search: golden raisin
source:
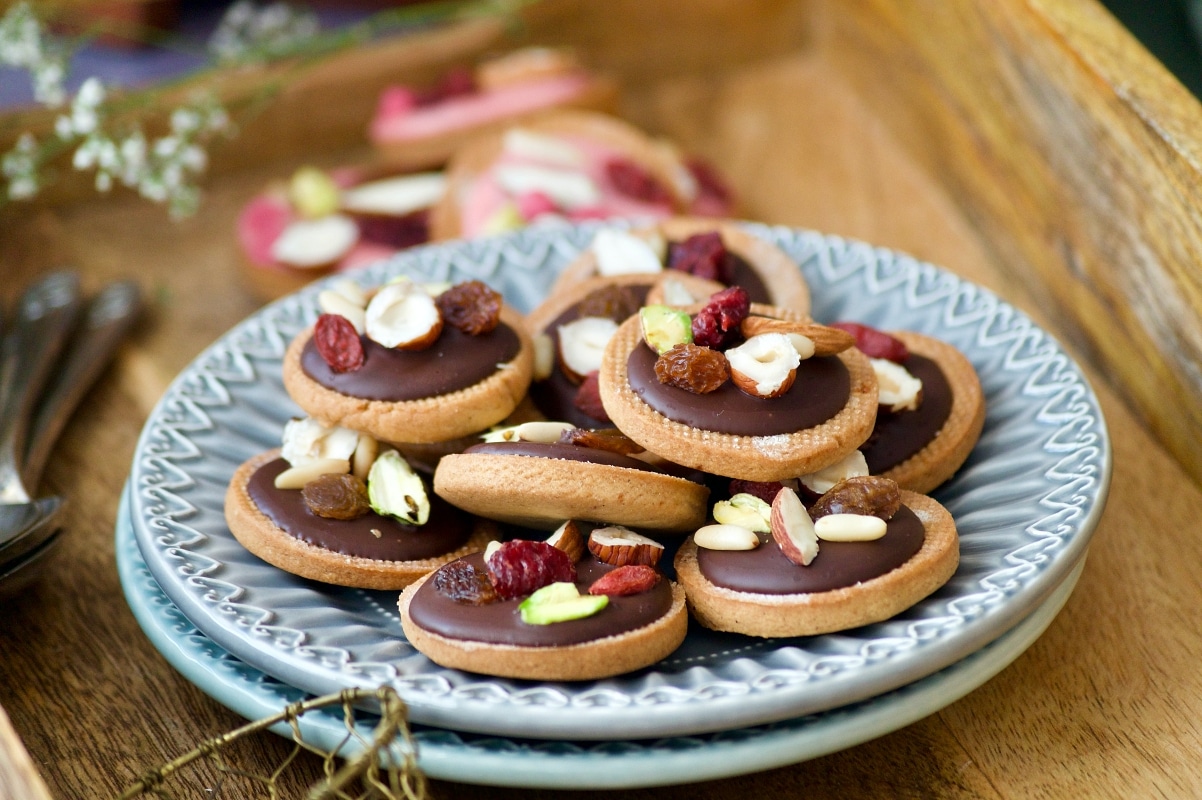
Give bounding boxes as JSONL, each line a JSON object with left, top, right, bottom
{"left": 301, "top": 473, "right": 371, "bottom": 520}
{"left": 654, "top": 343, "right": 729, "bottom": 394}
{"left": 809, "top": 476, "right": 901, "bottom": 521}
{"left": 437, "top": 280, "right": 502, "bottom": 335}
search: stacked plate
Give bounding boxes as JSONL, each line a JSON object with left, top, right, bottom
{"left": 119, "top": 223, "right": 1110, "bottom": 789}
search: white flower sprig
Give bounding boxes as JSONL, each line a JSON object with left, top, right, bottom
{"left": 0, "top": 1, "right": 67, "bottom": 106}
{"left": 208, "top": 0, "right": 321, "bottom": 65}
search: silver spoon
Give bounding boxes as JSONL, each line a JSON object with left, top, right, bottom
{"left": 0, "top": 271, "right": 83, "bottom": 553}
{"left": 0, "top": 279, "right": 140, "bottom": 570}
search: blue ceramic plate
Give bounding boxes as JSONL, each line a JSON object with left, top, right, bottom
{"left": 117, "top": 486, "right": 1085, "bottom": 789}
{"left": 128, "top": 222, "right": 1110, "bottom": 739}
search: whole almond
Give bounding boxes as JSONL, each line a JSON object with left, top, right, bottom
{"left": 770, "top": 487, "right": 820, "bottom": 566}
{"left": 739, "top": 317, "right": 855, "bottom": 356}
{"left": 546, "top": 520, "right": 587, "bottom": 563}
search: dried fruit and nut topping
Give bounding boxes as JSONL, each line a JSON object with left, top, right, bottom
{"left": 712, "top": 493, "right": 772, "bottom": 532}
{"left": 520, "top": 582, "right": 608, "bottom": 625}
{"left": 573, "top": 370, "right": 611, "bottom": 422}
{"left": 318, "top": 289, "right": 366, "bottom": 335}
{"left": 831, "top": 321, "right": 909, "bottom": 362}
{"left": 587, "top": 526, "right": 664, "bottom": 567}
{"left": 667, "top": 231, "right": 734, "bottom": 284}
{"left": 314, "top": 313, "right": 366, "bottom": 373}
{"left": 639, "top": 305, "right": 693, "bottom": 354}
{"left": 808, "top": 475, "right": 902, "bottom": 521}
{"left": 364, "top": 281, "right": 442, "bottom": 350}
{"left": 798, "top": 451, "right": 870, "bottom": 496}
{"left": 436, "top": 280, "right": 502, "bottom": 335}
{"left": 558, "top": 316, "right": 619, "bottom": 382}
{"left": 872, "top": 358, "right": 923, "bottom": 412}
{"left": 588, "top": 565, "right": 661, "bottom": 597}
{"left": 725, "top": 333, "right": 801, "bottom": 398}
{"left": 433, "top": 560, "right": 500, "bottom": 605}
{"left": 654, "top": 343, "right": 729, "bottom": 394}
{"left": 559, "top": 427, "right": 645, "bottom": 456}
{"left": 281, "top": 417, "right": 360, "bottom": 467}
{"left": 605, "top": 158, "right": 673, "bottom": 205}
{"left": 771, "top": 486, "right": 820, "bottom": 566}
{"left": 546, "top": 520, "right": 586, "bottom": 563}
{"left": 301, "top": 473, "right": 371, "bottom": 520}
{"left": 694, "top": 523, "right": 760, "bottom": 551}
{"left": 591, "top": 229, "right": 665, "bottom": 277}
{"left": 814, "top": 513, "right": 888, "bottom": 542}
{"left": 367, "top": 450, "right": 430, "bottom": 525}
{"left": 576, "top": 284, "right": 641, "bottom": 323}
{"left": 729, "top": 479, "right": 790, "bottom": 506}
{"left": 692, "top": 286, "right": 750, "bottom": 349}
{"left": 485, "top": 539, "right": 577, "bottom": 600}
{"left": 739, "top": 318, "right": 855, "bottom": 357}
{"left": 482, "top": 420, "right": 576, "bottom": 444}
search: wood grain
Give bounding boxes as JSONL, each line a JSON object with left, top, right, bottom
{"left": 1, "top": 0, "right": 1199, "bottom": 796}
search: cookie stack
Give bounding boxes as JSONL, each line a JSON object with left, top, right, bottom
{"left": 224, "top": 216, "right": 985, "bottom": 682}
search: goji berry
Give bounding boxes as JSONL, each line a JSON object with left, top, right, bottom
{"left": 588, "top": 565, "right": 660, "bottom": 596}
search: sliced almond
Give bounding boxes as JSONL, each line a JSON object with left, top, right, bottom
{"left": 532, "top": 332, "right": 555, "bottom": 380}
{"left": 739, "top": 318, "right": 855, "bottom": 356}
{"left": 514, "top": 420, "right": 576, "bottom": 443}
{"left": 364, "top": 281, "right": 442, "bottom": 350}
{"left": 814, "top": 513, "right": 889, "bottom": 542}
{"left": 546, "top": 520, "right": 587, "bottom": 563}
{"left": 770, "top": 487, "right": 819, "bottom": 566}
{"left": 557, "top": 316, "right": 619, "bottom": 382}
{"left": 587, "top": 526, "right": 664, "bottom": 567}
{"left": 484, "top": 539, "right": 503, "bottom": 563}
{"left": 725, "top": 333, "right": 800, "bottom": 399}
{"left": 350, "top": 433, "right": 378, "bottom": 481}
{"left": 280, "top": 417, "right": 360, "bottom": 466}
{"left": 693, "top": 524, "right": 761, "bottom": 551}
{"left": 271, "top": 215, "right": 359, "bottom": 269}
{"left": 318, "top": 289, "right": 367, "bottom": 335}
{"left": 274, "top": 458, "right": 351, "bottom": 489}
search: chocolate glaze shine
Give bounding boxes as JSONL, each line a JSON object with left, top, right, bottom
{"left": 408, "top": 552, "right": 675, "bottom": 647}
{"left": 247, "top": 458, "right": 471, "bottom": 560}
{"left": 861, "top": 355, "right": 954, "bottom": 474}
{"left": 464, "top": 441, "right": 666, "bottom": 473}
{"left": 301, "top": 322, "right": 521, "bottom": 401}
{"left": 627, "top": 345, "right": 851, "bottom": 436}
{"left": 697, "top": 505, "right": 926, "bottom": 594}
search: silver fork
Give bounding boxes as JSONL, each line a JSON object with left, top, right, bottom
{"left": 0, "top": 272, "right": 82, "bottom": 552}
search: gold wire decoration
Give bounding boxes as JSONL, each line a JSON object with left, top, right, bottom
{"left": 115, "top": 686, "right": 426, "bottom": 800}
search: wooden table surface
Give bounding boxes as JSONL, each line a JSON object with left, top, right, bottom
{"left": 2, "top": 30, "right": 1201, "bottom": 800}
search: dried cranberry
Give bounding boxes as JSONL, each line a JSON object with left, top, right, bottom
{"left": 573, "top": 371, "right": 611, "bottom": 423}
{"left": 433, "top": 560, "right": 500, "bottom": 605}
{"left": 667, "top": 232, "right": 734, "bottom": 284}
{"left": 314, "top": 313, "right": 365, "bottom": 373}
{"left": 605, "top": 158, "right": 673, "bottom": 205}
{"left": 830, "top": 321, "right": 909, "bottom": 362}
{"left": 691, "top": 286, "right": 750, "bottom": 349}
{"left": 437, "top": 280, "right": 502, "bottom": 335}
{"left": 485, "top": 540, "right": 576, "bottom": 600}
{"left": 356, "top": 209, "right": 430, "bottom": 250}
{"left": 728, "top": 479, "right": 786, "bottom": 505}
{"left": 588, "top": 565, "right": 660, "bottom": 597}
{"left": 655, "top": 343, "right": 729, "bottom": 394}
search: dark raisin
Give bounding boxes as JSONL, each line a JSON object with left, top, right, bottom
{"left": 573, "top": 371, "right": 611, "bottom": 423}
{"left": 560, "top": 427, "right": 645, "bottom": 456}
{"left": 485, "top": 540, "right": 577, "bottom": 600}
{"left": 655, "top": 343, "right": 729, "bottom": 394}
{"left": 830, "top": 322, "right": 909, "bottom": 362}
{"left": 691, "top": 286, "right": 750, "bottom": 349}
{"left": 728, "top": 479, "right": 786, "bottom": 505}
{"left": 575, "top": 284, "right": 640, "bottom": 323}
{"left": 433, "top": 560, "right": 500, "bottom": 605}
{"left": 437, "top": 280, "right": 502, "bottom": 335}
{"left": 667, "top": 231, "right": 734, "bottom": 284}
{"left": 605, "top": 158, "right": 673, "bottom": 205}
{"left": 314, "top": 313, "right": 365, "bottom": 373}
{"left": 301, "top": 473, "right": 370, "bottom": 520}
{"left": 809, "top": 476, "right": 902, "bottom": 521}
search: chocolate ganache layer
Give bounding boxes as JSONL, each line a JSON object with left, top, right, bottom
{"left": 301, "top": 322, "right": 521, "bottom": 401}
{"left": 464, "top": 441, "right": 665, "bottom": 473}
{"left": 408, "top": 552, "right": 674, "bottom": 646}
{"left": 697, "top": 505, "right": 926, "bottom": 594}
{"left": 627, "top": 345, "right": 851, "bottom": 436}
{"left": 860, "top": 354, "right": 953, "bottom": 474}
{"left": 247, "top": 458, "right": 471, "bottom": 560}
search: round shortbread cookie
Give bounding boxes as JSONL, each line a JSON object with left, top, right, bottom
{"left": 599, "top": 303, "right": 878, "bottom": 481}
{"left": 282, "top": 304, "right": 533, "bottom": 444}
{"left": 429, "top": 109, "right": 692, "bottom": 240}
{"left": 553, "top": 217, "right": 811, "bottom": 314}
{"left": 433, "top": 449, "right": 709, "bottom": 532}
{"left": 398, "top": 575, "right": 688, "bottom": 681}
{"left": 225, "top": 450, "right": 497, "bottom": 589}
{"left": 674, "top": 491, "right": 958, "bottom": 637}
{"left": 874, "top": 331, "right": 986, "bottom": 494}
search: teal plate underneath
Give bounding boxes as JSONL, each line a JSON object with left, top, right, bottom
{"left": 117, "top": 486, "right": 1085, "bottom": 790}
